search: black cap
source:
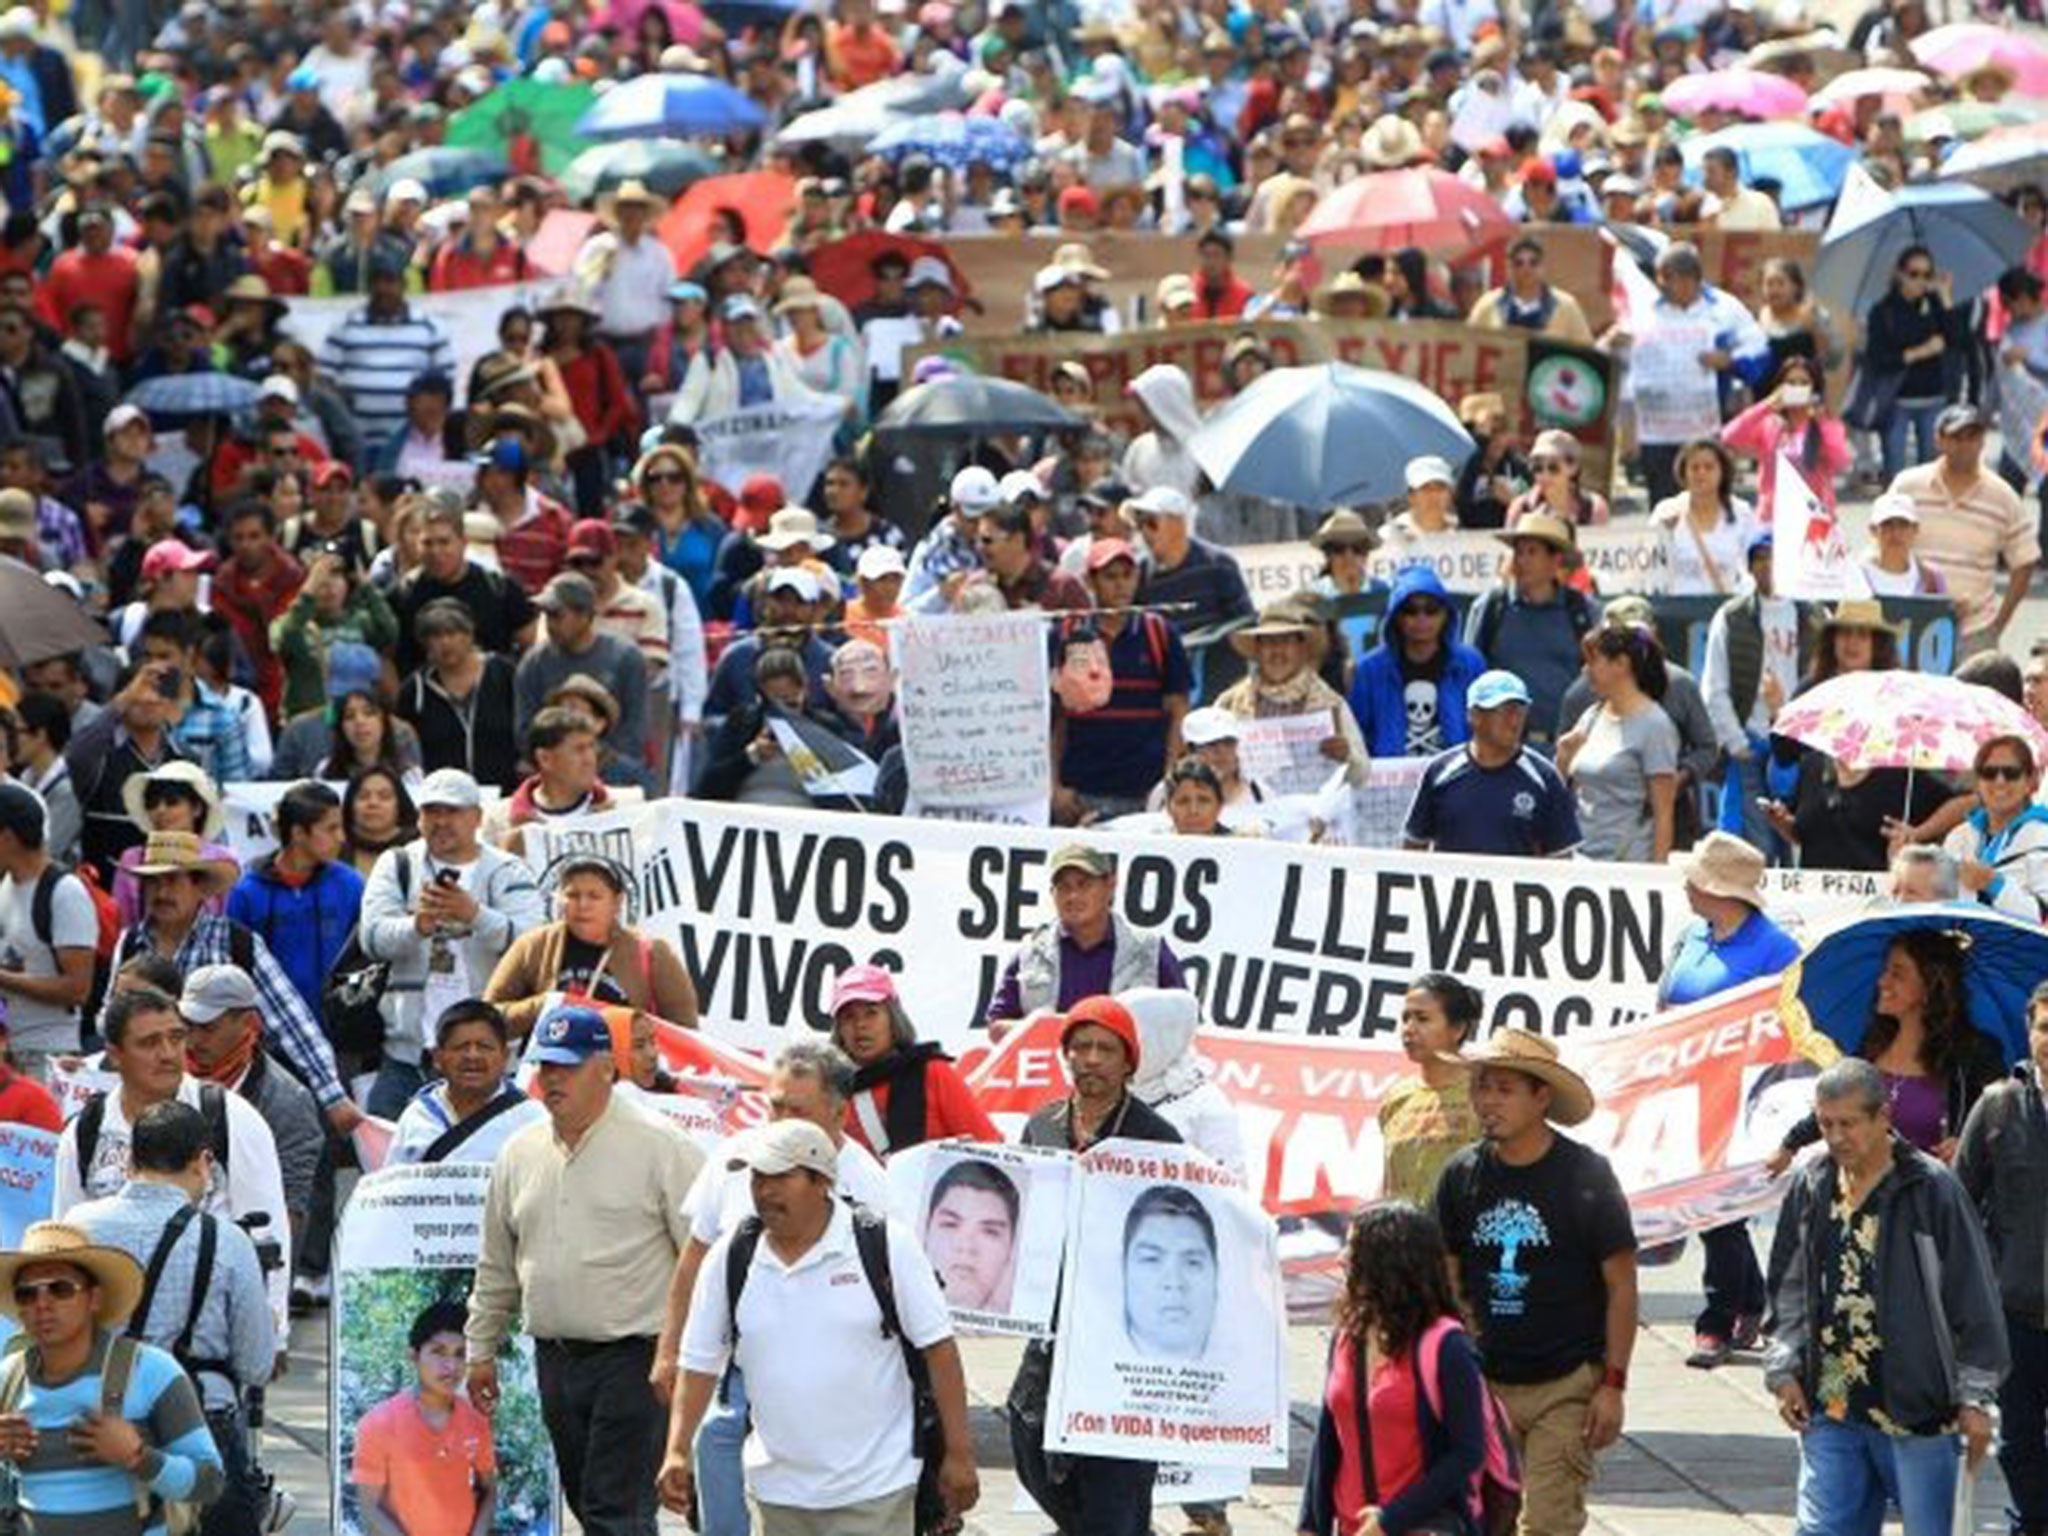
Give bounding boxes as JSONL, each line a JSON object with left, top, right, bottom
{"left": 611, "top": 502, "right": 658, "bottom": 537}
{"left": 0, "top": 782, "right": 44, "bottom": 845}
{"left": 1078, "top": 476, "right": 1131, "bottom": 510}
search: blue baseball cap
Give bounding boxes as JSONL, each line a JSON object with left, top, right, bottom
{"left": 529, "top": 1005, "right": 611, "bottom": 1066}
{"left": 1469, "top": 670, "right": 1532, "bottom": 711}
{"left": 474, "top": 436, "right": 527, "bottom": 474}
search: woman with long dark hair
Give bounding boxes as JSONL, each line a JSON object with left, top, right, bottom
{"left": 342, "top": 764, "right": 418, "bottom": 877}
{"left": 1559, "top": 622, "right": 1679, "bottom": 862}
{"left": 1769, "top": 929, "right": 2004, "bottom": 1171}
{"left": 320, "top": 689, "right": 420, "bottom": 781}
{"left": 1650, "top": 438, "right": 1756, "bottom": 597}
{"left": 1721, "top": 355, "right": 1851, "bottom": 530}
{"left": 1299, "top": 1202, "right": 1487, "bottom": 1536}
{"left": 1863, "top": 243, "right": 1964, "bottom": 479}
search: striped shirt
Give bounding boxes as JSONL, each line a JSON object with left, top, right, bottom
{"left": 1888, "top": 462, "right": 2039, "bottom": 636}
{"left": 168, "top": 680, "right": 251, "bottom": 786}
{"left": 317, "top": 305, "right": 455, "bottom": 454}
{"left": 10, "top": 1332, "right": 224, "bottom": 1535}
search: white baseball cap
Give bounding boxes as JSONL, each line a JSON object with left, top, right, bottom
{"left": 949, "top": 465, "right": 1001, "bottom": 513}
{"left": 998, "top": 468, "right": 1046, "bottom": 505}
{"left": 856, "top": 545, "right": 907, "bottom": 581}
{"left": 1405, "top": 455, "right": 1455, "bottom": 490}
{"left": 1182, "top": 706, "right": 1242, "bottom": 747}
{"left": 765, "top": 567, "right": 823, "bottom": 603}
{"left": 386, "top": 177, "right": 429, "bottom": 206}
{"left": 258, "top": 374, "right": 299, "bottom": 405}
{"left": 1870, "top": 492, "right": 1919, "bottom": 526}
{"left": 1129, "top": 485, "right": 1194, "bottom": 520}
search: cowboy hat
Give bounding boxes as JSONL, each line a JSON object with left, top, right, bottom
{"left": 1672, "top": 830, "right": 1771, "bottom": 909}
{"left": 1439, "top": 1029, "right": 1595, "bottom": 1126}
{"left": 1495, "top": 511, "right": 1575, "bottom": 553}
{"left": 1818, "top": 598, "right": 1901, "bottom": 636}
{"left": 0, "top": 1223, "right": 144, "bottom": 1328}
{"left": 1310, "top": 508, "right": 1375, "bottom": 552}
{"left": 219, "top": 273, "right": 287, "bottom": 324}
{"left": 535, "top": 286, "right": 601, "bottom": 323}
{"left": 1229, "top": 599, "right": 1330, "bottom": 661}
{"left": 130, "top": 829, "right": 239, "bottom": 892}
{"left": 772, "top": 276, "right": 826, "bottom": 316}
{"left": 121, "top": 760, "right": 226, "bottom": 840}
{"left": 471, "top": 354, "right": 540, "bottom": 403}
{"left": 608, "top": 177, "right": 661, "bottom": 211}
{"left": 1360, "top": 113, "right": 1427, "bottom": 169}
{"left": 465, "top": 400, "right": 559, "bottom": 464}
{"left": 755, "top": 506, "right": 835, "bottom": 553}
{"left": 544, "top": 674, "right": 622, "bottom": 732}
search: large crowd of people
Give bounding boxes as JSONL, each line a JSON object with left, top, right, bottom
{"left": 0, "top": 0, "right": 2043, "bottom": 1532}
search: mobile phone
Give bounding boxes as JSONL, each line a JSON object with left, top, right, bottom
{"left": 153, "top": 666, "right": 181, "bottom": 699}
{"left": 434, "top": 869, "right": 461, "bottom": 888}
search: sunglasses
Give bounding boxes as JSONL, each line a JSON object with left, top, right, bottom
{"left": 1326, "top": 542, "right": 1368, "bottom": 556}
{"left": 642, "top": 471, "right": 684, "bottom": 485}
{"left": 1403, "top": 600, "right": 1446, "bottom": 617}
{"left": 1531, "top": 457, "right": 1567, "bottom": 471}
{"left": 143, "top": 784, "right": 199, "bottom": 807}
{"left": 1980, "top": 764, "right": 2030, "bottom": 782}
{"left": 13, "top": 1278, "right": 85, "bottom": 1306}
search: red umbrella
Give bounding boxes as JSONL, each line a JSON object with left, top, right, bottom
{"left": 807, "top": 231, "right": 972, "bottom": 312}
{"left": 658, "top": 171, "right": 797, "bottom": 272}
{"left": 526, "top": 208, "right": 598, "bottom": 276}
{"left": 1293, "top": 167, "right": 1515, "bottom": 258}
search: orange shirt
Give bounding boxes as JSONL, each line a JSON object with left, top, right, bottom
{"left": 842, "top": 593, "right": 900, "bottom": 658}
{"left": 827, "top": 21, "right": 901, "bottom": 89}
{"left": 352, "top": 1391, "right": 496, "bottom": 1536}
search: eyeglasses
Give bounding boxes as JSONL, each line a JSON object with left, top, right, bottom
{"left": 1403, "top": 600, "right": 1446, "bottom": 617}
{"left": 1980, "top": 763, "right": 2030, "bottom": 782}
{"left": 1531, "top": 457, "right": 1566, "bottom": 471}
{"left": 12, "top": 1278, "right": 84, "bottom": 1306}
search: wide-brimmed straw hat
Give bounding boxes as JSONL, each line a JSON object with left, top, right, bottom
{"left": 1671, "top": 831, "right": 1770, "bottom": 909}
{"left": 1229, "top": 599, "right": 1330, "bottom": 661}
{"left": 1311, "top": 508, "right": 1375, "bottom": 552}
{"left": 0, "top": 1223, "right": 145, "bottom": 1327}
{"left": 129, "top": 829, "right": 238, "bottom": 892}
{"left": 1818, "top": 598, "right": 1901, "bottom": 637}
{"left": 1438, "top": 1029, "right": 1595, "bottom": 1126}
{"left": 121, "top": 760, "right": 226, "bottom": 839}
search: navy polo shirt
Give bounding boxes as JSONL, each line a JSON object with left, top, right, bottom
{"left": 1405, "top": 744, "right": 1581, "bottom": 857}
{"left": 1060, "top": 614, "right": 1194, "bottom": 798}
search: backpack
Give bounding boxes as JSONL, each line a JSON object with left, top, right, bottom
{"left": 28, "top": 863, "right": 121, "bottom": 1033}
{"left": 127, "top": 1204, "right": 239, "bottom": 1396}
{"left": 1471, "top": 581, "right": 1597, "bottom": 661}
{"left": 78, "top": 1083, "right": 231, "bottom": 1186}
{"left": 725, "top": 1203, "right": 952, "bottom": 1536}
{"left": 1412, "top": 1316, "right": 1523, "bottom": 1536}
{"left": 321, "top": 852, "right": 414, "bottom": 1059}
{"left": 0, "top": 1331, "right": 207, "bottom": 1535}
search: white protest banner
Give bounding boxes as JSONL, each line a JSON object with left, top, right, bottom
{"left": 1365, "top": 525, "right": 1667, "bottom": 595}
{"left": 1629, "top": 318, "right": 1721, "bottom": 444}
{"left": 1350, "top": 757, "right": 1432, "bottom": 848}
{"left": 1233, "top": 711, "right": 1339, "bottom": 796}
{"left": 1231, "top": 542, "right": 1325, "bottom": 605}
{"left": 886, "top": 1140, "right": 1071, "bottom": 1338}
{"left": 282, "top": 283, "right": 554, "bottom": 407}
{"left": 1772, "top": 447, "right": 1852, "bottom": 600}
{"left": 333, "top": 1164, "right": 559, "bottom": 1536}
{"left": 690, "top": 395, "right": 844, "bottom": 504}
{"left": 895, "top": 612, "right": 1051, "bottom": 812}
{"left": 1044, "top": 1142, "right": 1287, "bottom": 1468}
{"left": 46, "top": 1060, "right": 119, "bottom": 1123}
{"left": 528, "top": 799, "right": 1874, "bottom": 1054}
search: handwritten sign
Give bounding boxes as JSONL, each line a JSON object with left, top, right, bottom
{"left": 1234, "top": 711, "right": 1339, "bottom": 796}
{"left": 1630, "top": 318, "right": 1722, "bottom": 444}
{"left": 895, "top": 612, "right": 1051, "bottom": 813}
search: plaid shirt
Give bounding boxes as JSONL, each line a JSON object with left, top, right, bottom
{"left": 123, "top": 912, "right": 343, "bottom": 1106}
{"left": 171, "top": 681, "right": 252, "bottom": 785}
{"left": 34, "top": 494, "right": 88, "bottom": 569}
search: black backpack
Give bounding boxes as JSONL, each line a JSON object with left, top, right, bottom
{"left": 321, "top": 852, "right": 413, "bottom": 1059}
{"left": 78, "top": 1083, "right": 230, "bottom": 1185}
{"left": 725, "top": 1203, "right": 952, "bottom": 1535}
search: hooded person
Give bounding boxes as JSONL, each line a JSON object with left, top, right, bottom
{"left": 1346, "top": 565, "right": 1489, "bottom": 759}
{"left": 1121, "top": 987, "right": 1245, "bottom": 1181}
{"left": 1120, "top": 364, "right": 1203, "bottom": 499}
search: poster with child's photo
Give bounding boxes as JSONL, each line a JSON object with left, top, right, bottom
{"left": 886, "top": 1139, "right": 1071, "bottom": 1338}
{"left": 1044, "top": 1140, "right": 1288, "bottom": 1468}
{"left": 332, "top": 1163, "right": 559, "bottom": 1536}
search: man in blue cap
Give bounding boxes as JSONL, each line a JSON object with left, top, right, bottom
{"left": 466, "top": 1003, "right": 704, "bottom": 1536}
{"left": 1404, "top": 668, "right": 1582, "bottom": 857}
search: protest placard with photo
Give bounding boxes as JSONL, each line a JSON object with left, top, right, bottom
{"left": 885, "top": 1140, "right": 1071, "bottom": 1338}
{"left": 333, "top": 1163, "right": 560, "bottom": 1536}
{"left": 1044, "top": 1142, "right": 1287, "bottom": 1469}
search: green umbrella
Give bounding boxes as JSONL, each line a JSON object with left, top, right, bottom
{"left": 446, "top": 79, "right": 598, "bottom": 178}
{"left": 1904, "top": 99, "right": 2048, "bottom": 144}
{"left": 560, "top": 141, "right": 719, "bottom": 205}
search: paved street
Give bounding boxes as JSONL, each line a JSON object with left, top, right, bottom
{"left": 262, "top": 1230, "right": 2017, "bottom": 1534}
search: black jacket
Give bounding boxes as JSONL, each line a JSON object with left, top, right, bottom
{"left": 1955, "top": 1066, "right": 2048, "bottom": 1325}
{"left": 394, "top": 656, "right": 522, "bottom": 794}
{"left": 1765, "top": 1136, "right": 2008, "bottom": 1429}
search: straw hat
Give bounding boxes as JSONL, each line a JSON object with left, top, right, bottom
{"left": 0, "top": 1223, "right": 144, "bottom": 1328}
{"left": 608, "top": 177, "right": 660, "bottom": 212}
{"left": 773, "top": 276, "right": 825, "bottom": 316}
{"left": 121, "top": 760, "right": 226, "bottom": 839}
{"left": 1360, "top": 113, "right": 1427, "bottom": 169}
{"left": 130, "top": 830, "right": 238, "bottom": 892}
{"left": 1310, "top": 508, "right": 1375, "bottom": 552}
{"left": 220, "top": 273, "right": 287, "bottom": 324}
{"left": 1229, "top": 599, "right": 1329, "bottom": 661}
{"left": 1438, "top": 1029, "right": 1595, "bottom": 1126}
{"left": 754, "top": 506, "right": 835, "bottom": 553}
{"left": 1818, "top": 598, "right": 1901, "bottom": 637}
{"left": 1494, "top": 511, "right": 1575, "bottom": 553}
{"left": 544, "top": 674, "right": 622, "bottom": 732}
{"left": 1671, "top": 831, "right": 1770, "bottom": 909}
{"left": 536, "top": 285, "right": 601, "bottom": 323}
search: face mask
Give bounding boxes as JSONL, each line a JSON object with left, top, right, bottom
{"left": 1779, "top": 384, "right": 1814, "bottom": 408}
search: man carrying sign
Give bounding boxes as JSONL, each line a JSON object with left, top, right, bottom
{"left": 1010, "top": 996, "right": 1182, "bottom": 1536}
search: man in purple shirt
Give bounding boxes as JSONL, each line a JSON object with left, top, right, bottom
{"left": 984, "top": 843, "right": 1187, "bottom": 1037}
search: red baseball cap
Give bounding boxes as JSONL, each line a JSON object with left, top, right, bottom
{"left": 1085, "top": 537, "right": 1138, "bottom": 573}
{"left": 311, "top": 461, "right": 353, "bottom": 490}
{"left": 566, "top": 519, "right": 616, "bottom": 561}
{"left": 830, "top": 963, "right": 899, "bottom": 1015}
{"left": 1058, "top": 185, "right": 1100, "bottom": 220}
{"left": 1060, "top": 995, "right": 1140, "bottom": 1070}
{"left": 739, "top": 473, "right": 785, "bottom": 518}
{"left": 141, "top": 540, "right": 215, "bottom": 582}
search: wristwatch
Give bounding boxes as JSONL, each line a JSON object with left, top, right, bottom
{"left": 1601, "top": 1366, "right": 1628, "bottom": 1392}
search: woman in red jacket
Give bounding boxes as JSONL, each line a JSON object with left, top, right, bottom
{"left": 540, "top": 288, "right": 640, "bottom": 519}
{"left": 831, "top": 964, "right": 1000, "bottom": 1157}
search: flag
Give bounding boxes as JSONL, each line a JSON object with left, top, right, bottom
{"left": 768, "top": 712, "right": 880, "bottom": 802}
{"left": 1771, "top": 447, "right": 1851, "bottom": 600}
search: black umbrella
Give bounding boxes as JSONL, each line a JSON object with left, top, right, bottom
{"left": 0, "top": 556, "right": 107, "bottom": 668}
{"left": 874, "top": 376, "right": 1083, "bottom": 438}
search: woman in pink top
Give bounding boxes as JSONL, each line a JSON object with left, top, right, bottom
{"left": 1721, "top": 356, "right": 1851, "bottom": 527}
{"left": 1299, "top": 1203, "right": 1488, "bottom": 1536}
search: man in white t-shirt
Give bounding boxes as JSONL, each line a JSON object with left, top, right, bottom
{"left": 0, "top": 781, "right": 95, "bottom": 1074}
{"left": 662, "top": 1120, "right": 978, "bottom": 1535}
{"left": 652, "top": 1043, "right": 889, "bottom": 1536}
{"left": 52, "top": 985, "right": 294, "bottom": 1334}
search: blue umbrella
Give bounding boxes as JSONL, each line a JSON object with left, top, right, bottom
{"left": 870, "top": 112, "right": 1031, "bottom": 171}
{"left": 1187, "top": 363, "right": 1474, "bottom": 507}
{"left": 1780, "top": 905, "right": 2048, "bottom": 1071}
{"left": 575, "top": 72, "right": 768, "bottom": 140}
{"left": 1681, "top": 122, "right": 1856, "bottom": 211}
{"left": 700, "top": 0, "right": 801, "bottom": 28}
{"left": 126, "top": 371, "right": 264, "bottom": 421}
{"left": 366, "top": 146, "right": 510, "bottom": 201}
{"left": 1813, "top": 174, "right": 2035, "bottom": 315}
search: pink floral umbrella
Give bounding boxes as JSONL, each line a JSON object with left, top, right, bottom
{"left": 1662, "top": 68, "right": 1810, "bottom": 121}
{"left": 1773, "top": 670, "right": 2048, "bottom": 778}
